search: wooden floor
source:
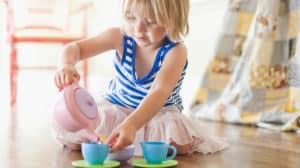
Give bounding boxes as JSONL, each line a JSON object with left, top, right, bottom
{"left": 1, "top": 107, "right": 300, "bottom": 168}
{"left": 1, "top": 71, "right": 300, "bottom": 168}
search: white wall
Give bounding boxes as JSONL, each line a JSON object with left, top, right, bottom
{"left": 0, "top": 0, "right": 226, "bottom": 111}
{"left": 181, "top": 0, "right": 226, "bottom": 111}
{"left": 187, "top": 0, "right": 226, "bottom": 75}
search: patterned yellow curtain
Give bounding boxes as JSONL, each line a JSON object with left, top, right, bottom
{"left": 190, "top": 0, "right": 257, "bottom": 109}
{"left": 191, "top": 0, "right": 300, "bottom": 132}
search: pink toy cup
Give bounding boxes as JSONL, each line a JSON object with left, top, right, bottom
{"left": 53, "top": 82, "right": 99, "bottom": 142}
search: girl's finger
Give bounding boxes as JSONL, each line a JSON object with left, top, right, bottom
{"left": 107, "top": 132, "right": 118, "bottom": 145}
{"left": 54, "top": 75, "right": 60, "bottom": 89}
{"left": 110, "top": 135, "right": 127, "bottom": 152}
{"left": 59, "top": 71, "right": 66, "bottom": 85}
{"left": 74, "top": 71, "right": 81, "bottom": 81}
{"left": 55, "top": 73, "right": 63, "bottom": 91}
{"left": 66, "top": 74, "right": 72, "bottom": 84}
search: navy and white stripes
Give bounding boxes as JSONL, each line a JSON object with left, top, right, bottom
{"left": 105, "top": 35, "right": 187, "bottom": 111}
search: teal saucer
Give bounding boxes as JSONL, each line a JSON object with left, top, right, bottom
{"left": 72, "top": 160, "right": 120, "bottom": 168}
{"left": 131, "top": 159, "right": 178, "bottom": 168}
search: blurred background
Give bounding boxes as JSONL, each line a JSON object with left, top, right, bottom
{"left": 0, "top": 0, "right": 226, "bottom": 116}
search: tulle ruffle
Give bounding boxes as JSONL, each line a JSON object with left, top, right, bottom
{"left": 52, "top": 98, "right": 229, "bottom": 155}
{"left": 95, "top": 99, "right": 229, "bottom": 156}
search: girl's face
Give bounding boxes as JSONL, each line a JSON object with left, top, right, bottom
{"left": 123, "top": 8, "right": 167, "bottom": 48}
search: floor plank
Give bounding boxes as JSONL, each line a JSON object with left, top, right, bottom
{"left": 1, "top": 71, "right": 300, "bottom": 168}
{"left": 2, "top": 107, "right": 300, "bottom": 168}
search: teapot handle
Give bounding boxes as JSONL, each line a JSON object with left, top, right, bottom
{"left": 70, "top": 77, "right": 80, "bottom": 87}
{"left": 59, "top": 77, "right": 80, "bottom": 92}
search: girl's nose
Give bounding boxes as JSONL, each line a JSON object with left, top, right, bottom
{"left": 136, "top": 22, "right": 146, "bottom": 33}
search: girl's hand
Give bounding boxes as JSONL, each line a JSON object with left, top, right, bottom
{"left": 54, "top": 65, "right": 80, "bottom": 91}
{"left": 106, "top": 122, "right": 137, "bottom": 152}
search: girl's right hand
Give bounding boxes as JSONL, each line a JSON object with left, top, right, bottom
{"left": 54, "top": 65, "right": 80, "bottom": 91}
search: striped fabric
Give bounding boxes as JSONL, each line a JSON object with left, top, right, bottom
{"left": 105, "top": 35, "right": 187, "bottom": 111}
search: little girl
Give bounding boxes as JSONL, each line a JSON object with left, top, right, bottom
{"left": 54, "top": 0, "right": 228, "bottom": 155}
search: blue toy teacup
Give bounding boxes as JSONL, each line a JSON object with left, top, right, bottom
{"left": 140, "top": 141, "right": 177, "bottom": 164}
{"left": 82, "top": 142, "right": 109, "bottom": 165}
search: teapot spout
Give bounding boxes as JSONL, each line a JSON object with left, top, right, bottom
{"left": 77, "top": 129, "right": 98, "bottom": 142}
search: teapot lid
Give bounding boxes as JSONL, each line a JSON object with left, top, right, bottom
{"left": 64, "top": 84, "right": 98, "bottom": 127}
{"left": 74, "top": 88, "right": 98, "bottom": 119}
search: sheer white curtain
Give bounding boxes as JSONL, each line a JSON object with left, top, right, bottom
{"left": 0, "top": 1, "right": 10, "bottom": 112}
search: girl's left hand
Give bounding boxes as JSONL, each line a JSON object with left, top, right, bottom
{"left": 106, "top": 122, "right": 137, "bottom": 152}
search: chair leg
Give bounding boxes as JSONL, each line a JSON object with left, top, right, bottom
{"left": 10, "top": 46, "right": 17, "bottom": 105}
{"left": 82, "top": 59, "right": 88, "bottom": 89}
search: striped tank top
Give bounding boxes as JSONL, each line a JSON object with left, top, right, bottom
{"left": 105, "top": 35, "right": 187, "bottom": 111}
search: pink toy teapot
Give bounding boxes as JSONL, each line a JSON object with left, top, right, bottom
{"left": 53, "top": 82, "right": 99, "bottom": 142}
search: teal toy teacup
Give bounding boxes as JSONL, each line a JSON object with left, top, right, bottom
{"left": 82, "top": 142, "right": 109, "bottom": 165}
{"left": 140, "top": 141, "right": 177, "bottom": 164}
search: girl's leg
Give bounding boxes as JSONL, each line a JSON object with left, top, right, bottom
{"left": 169, "top": 141, "right": 193, "bottom": 155}
{"left": 52, "top": 118, "right": 91, "bottom": 150}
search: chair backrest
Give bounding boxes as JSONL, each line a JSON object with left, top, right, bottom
{"left": 10, "top": 0, "right": 70, "bottom": 31}
{"left": 5, "top": 0, "right": 92, "bottom": 36}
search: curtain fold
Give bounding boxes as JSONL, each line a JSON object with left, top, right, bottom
{"left": 190, "top": 0, "right": 300, "bottom": 132}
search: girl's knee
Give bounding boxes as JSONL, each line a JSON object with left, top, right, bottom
{"left": 169, "top": 141, "right": 193, "bottom": 155}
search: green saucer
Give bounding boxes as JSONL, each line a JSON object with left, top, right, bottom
{"left": 131, "top": 159, "right": 178, "bottom": 168}
{"left": 72, "top": 160, "right": 120, "bottom": 168}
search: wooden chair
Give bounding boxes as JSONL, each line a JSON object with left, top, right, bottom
{"left": 4, "top": 0, "right": 93, "bottom": 104}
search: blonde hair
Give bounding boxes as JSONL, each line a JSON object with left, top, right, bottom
{"left": 122, "top": 0, "right": 190, "bottom": 42}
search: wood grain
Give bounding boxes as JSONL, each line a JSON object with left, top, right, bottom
{"left": 1, "top": 106, "right": 300, "bottom": 168}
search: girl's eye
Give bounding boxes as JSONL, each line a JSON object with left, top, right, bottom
{"left": 145, "top": 19, "right": 156, "bottom": 25}
{"left": 127, "top": 16, "right": 136, "bottom": 20}
{"left": 125, "top": 13, "right": 136, "bottom": 21}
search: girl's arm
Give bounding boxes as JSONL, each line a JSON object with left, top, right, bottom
{"left": 55, "top": 27, "right": 122, "bottom": 89}
{"left": 127, "top": 44, "right": 187, "bottom": 129}
{"left": 108, "top": 44, "right": 187, "bottom": 151}
{"left": 59, "top": 27, "right": 123, "bottom": 67}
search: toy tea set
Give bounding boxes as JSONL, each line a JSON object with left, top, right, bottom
{"left": 53, "top": 82, "right": 178, "bottom": 167}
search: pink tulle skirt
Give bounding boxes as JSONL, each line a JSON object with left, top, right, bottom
{"left": 53, "top": 98, "right": 229, "bottom": 156}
